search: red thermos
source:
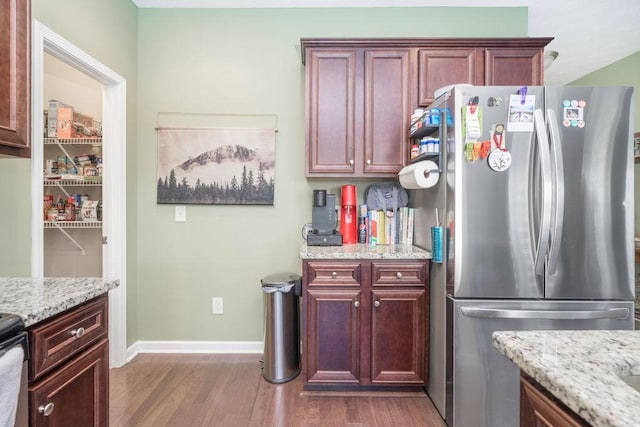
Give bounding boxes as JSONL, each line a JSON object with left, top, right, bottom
{"left": 340, "top": 185, "right": 358, "bottom": 244}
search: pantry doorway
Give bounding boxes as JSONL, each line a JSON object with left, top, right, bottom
{"left": 30, "top": 21, "right": 128, "bottom": 368}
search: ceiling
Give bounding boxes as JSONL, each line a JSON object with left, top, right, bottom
{"left": 132, "top": 0, "right": 640, "bottom": 85}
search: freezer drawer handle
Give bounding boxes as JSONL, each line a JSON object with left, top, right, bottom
{"left": 459, "top": 307, "right": 629, "bottom": 320}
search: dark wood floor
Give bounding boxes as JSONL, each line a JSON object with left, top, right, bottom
{"left": 110, "top": 353, "right": 446, "bottom": 426}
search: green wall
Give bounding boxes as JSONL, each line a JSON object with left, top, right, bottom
{"left": 135, "top": 7, "right": 527, "bottom": 342}
{"left": 570, "top": 51, "right": 640, "bottom": 233}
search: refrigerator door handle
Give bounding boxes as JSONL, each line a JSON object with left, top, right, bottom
{"left": 546, "top": 108, "right": 565, "bottom": 275}
{"left": 460, "top": 306, "right": 630, "bottom": 320}
{"left": 533, "top": 109, "right": 553, "bottom": 275}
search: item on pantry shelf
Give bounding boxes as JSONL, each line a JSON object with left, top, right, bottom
{"left": 84, "top": 165, "right": 98, "bottom": 177}
{"left": 45, "top": 159, "right": 57, "bottom": 174}
{"left": 56, "top": 197, "right": 65, "bottom": 219}
{"left": 47, "top": 208, "right": 58, "bottom": 221}
{"left": 57, "top": 107, "right": 74, "bottom": 138}
{"left": 64, "top": 196, "right": 76, "bottom": 221}
{"left": 56, "top": 155, "right": 68, "bottom": 174}
{"left": 47, "top": 100, "right": 71, "bottom": 138}
{"left": 43, "top": 195, "right": 53, "bottom": 220}
{"left": 81, "top": 201, "right": 100, "bottom": 221}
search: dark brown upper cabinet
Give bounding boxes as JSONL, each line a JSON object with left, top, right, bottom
{"left": 0, "top": 0, "right": 31, "bottom": 158}
{"left": 301, "top": 38, "right": 552, "bottom": 178}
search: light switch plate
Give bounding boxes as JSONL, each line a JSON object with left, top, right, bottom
{"left": 175, "top": 205, "right": 186, "bottom": 222}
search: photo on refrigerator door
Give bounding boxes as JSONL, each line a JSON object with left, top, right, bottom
{"left": 156, "top": 127, "right": 276, "bottom": 205}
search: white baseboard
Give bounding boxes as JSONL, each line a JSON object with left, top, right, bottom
{"left": 125, "top": 340, "right": 264, "bottom": 362}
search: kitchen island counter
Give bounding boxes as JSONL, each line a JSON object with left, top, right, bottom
{"left": 0, "top": 277, "right": 118, "bottom": 326}
{"left": 493, "top": 330, "right": 640, "bottom": 427}
{"left": 299, "top": 242, "right": 431, "bottom": 259}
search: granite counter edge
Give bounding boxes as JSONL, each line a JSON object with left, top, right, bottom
{"left": 24, "top": 281, "right": 119, "bottom": 327}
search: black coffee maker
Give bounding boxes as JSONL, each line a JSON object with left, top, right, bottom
{"left": 307, "top": 189, "right": 342, "bottom": 246}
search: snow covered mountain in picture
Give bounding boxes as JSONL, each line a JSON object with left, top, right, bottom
{"left": 157, "top": 128, "right": 275, "bottom": 205}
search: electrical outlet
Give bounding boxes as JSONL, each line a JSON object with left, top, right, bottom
{"left": 212, "top": 297, "right": 223, "bottom": 315}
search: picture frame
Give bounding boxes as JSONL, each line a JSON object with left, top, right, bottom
{"left": 156, "top": 127, "right": 276, "bottom": 205}
{"left": 635, "top": 132, "right": 640, "bottom": 163}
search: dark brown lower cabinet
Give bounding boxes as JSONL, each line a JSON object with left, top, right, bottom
{"left": 302, "top": 259, "right": 428, "bottom": 390}
{"left": 29, "top": 340, "right": 108, "bottom": 426}
{"left": 371, "top": 289, "right": 426, "bottom": 385}
{"left": 520, "top": 373, "right": 588, "bottom": 427}
{"left": 28, "top": 295, "right": 109, "bottom": 426}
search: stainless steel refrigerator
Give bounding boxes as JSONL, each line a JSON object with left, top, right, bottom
{"left": 409, "top": 85, "right": 635, "bottom": 427}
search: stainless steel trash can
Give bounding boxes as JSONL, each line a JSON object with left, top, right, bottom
{"left": 261, "top": 272, "right": 301, "bottom": 384}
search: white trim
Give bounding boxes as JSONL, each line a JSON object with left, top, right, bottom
{"left": 31, "top": 21, "right": 128, "bottom": 368}
{"left": 126, "top": 341, "right": 264, "bottom": 361}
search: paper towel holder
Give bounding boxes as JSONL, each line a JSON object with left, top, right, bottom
{"left": 409, "top": 151, "right": 442, "bottom": 173}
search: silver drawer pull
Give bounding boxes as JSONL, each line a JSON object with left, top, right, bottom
{"left": 38, "top": 402, "right": 55, "bottom": 416}
{"left": 374, "top": 300, "right": 381, "bottom": 308}
{"left": 71, "top": 327, "right": 85, "bottom": 338}
{"left": 331, "top": 272, "right": 337, "bottom": 279}
{"left": 396, "top": 272, "right": 403, "bottom": 279}
{"left": 354, "top": 300, "right": 360, "bottom": 308}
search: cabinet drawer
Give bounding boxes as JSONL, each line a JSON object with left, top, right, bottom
{"left": 305, "top": 261, "right": 362, "bottom": 287}
{"left": 371, "top": 261, "right": 427, "bottom": 287}
{"left": 29, "top": 295, "right": 108, "bottom": 381}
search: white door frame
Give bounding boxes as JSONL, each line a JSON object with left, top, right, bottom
{"left": 30, "top": 21, "right": 128, "bottom": 368}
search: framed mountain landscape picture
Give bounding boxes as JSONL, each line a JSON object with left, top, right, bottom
{"left": 157, "top": 127, "right": 276, "bottom": 205}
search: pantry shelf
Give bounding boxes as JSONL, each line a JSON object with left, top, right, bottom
{"left": 44, "top": 137, "right": 102, "bottom": 145}
{"left": 44, "top": 221, "right": 102, "bottom": 229}
{"left": 44, "top": 179, "right": 102, "bottom": 186}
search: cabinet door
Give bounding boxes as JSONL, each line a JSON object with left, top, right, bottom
{"left": 305, "top": 49, "right": 357, "bottom": 176}
{"left": 30, "top": 339, "right": 109, "bottom": 427}
{"left": 417, "top": 48, "right": 478, "bottom": 107}
{"left": 362, "top": 49, "right": 411, "bottom": 175}
{"left": 0, "top": 0, "right": 30, "bottom": 157}
{"left": 484, "top": 48, "right": 543, "bottom": 86}
{"left": 305, "top": 289, "right": 361, "bottom": 384}
{"left": 370, "top": 289, "right": 426, "bottom": 385}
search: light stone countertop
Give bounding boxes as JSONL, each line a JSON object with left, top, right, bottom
{"left": 0, "top": 277, "right": 119, "bottom": 327}
{"left": 299, "top": 242, "right": 431, "bottom": 259}
{"left": 492, "top": 330, "right": 640, "bottom": 427}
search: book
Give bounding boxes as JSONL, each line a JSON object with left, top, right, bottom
{"left": 368, "top": 210, "right": 378, "bottom": 245}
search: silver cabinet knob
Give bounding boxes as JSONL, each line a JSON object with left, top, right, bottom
{"left": 396, "top": 272, "right": 403, "bottom": 279}
{"left": 366, "top": 159, "right": 371, "bottom": 166}
{"left": 331, "top": 272, "right": 337, "bottom": 279}
{"left": 38, "top": 402, "right": 55, "bottom": 416}
{"left": 71, "top": 327, "right": 85, "bottom": 338}
{"left": 349, "top": 159, "right": 354, "bottom": 166}
{"left": 374, "top": 300, "right": 380, "bottom": 308}
{"left": 354, "top": 300, "right": 360, "bottom": 308}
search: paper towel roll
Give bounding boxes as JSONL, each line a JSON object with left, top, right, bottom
{"left": 398, "top": 160, "right": 439, "bottom": 189}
